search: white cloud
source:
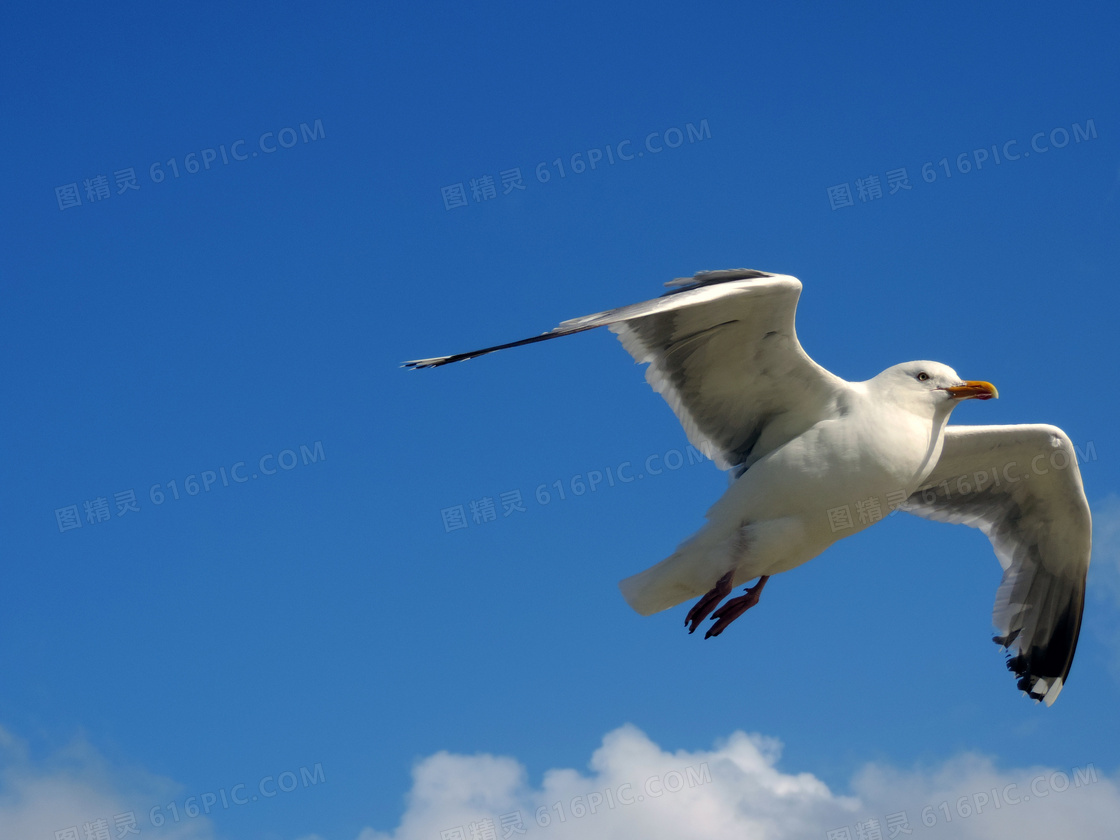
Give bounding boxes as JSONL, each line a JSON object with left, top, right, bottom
{"left": 358, "top": 724, "right": 1120, "bottom": 840}
{"left": 2, "top": 720, "right": 1117, "bottom": 840}
{"left": 0, "top": 726, "right": 215, "bottom": 840}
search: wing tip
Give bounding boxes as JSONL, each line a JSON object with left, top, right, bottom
{"left": 1015, "top": 675, "right": 1063, "bottom": 706}
{"left": 999, "top": 638, "right": 1073, "bottom": 706}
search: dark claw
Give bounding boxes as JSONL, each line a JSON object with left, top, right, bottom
{"left": 684, "top": 570, "right": 734, "bottom": 634}
{"left": 703, "top": 575, "right": 770, "bottom": 640}
{"left": 705, "top": 599, "right": 754, "bottom": 638}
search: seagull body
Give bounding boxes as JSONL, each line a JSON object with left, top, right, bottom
{"left": 405, "top": 270, "right": 1091, "bottom": 705}
{"left": 627, "top": 366, "right": 959, "bottom": 613}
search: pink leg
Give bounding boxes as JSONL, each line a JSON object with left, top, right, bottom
{"left": 704, "top": 575, "right": 770, "bottom": 639}
{"left": 684, "top": 570, "right": 734, "bottom": 634}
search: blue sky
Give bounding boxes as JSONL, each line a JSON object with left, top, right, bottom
{"left": 3, "top": 2, "right": 1120, "bottom": 838}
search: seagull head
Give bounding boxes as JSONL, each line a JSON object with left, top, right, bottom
{"left": 872, "top": 361, "right": 999, "bottom": 414}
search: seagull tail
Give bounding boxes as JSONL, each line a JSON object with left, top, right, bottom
{"left": 618, "top": 530, "right": 730, "bottom": 616}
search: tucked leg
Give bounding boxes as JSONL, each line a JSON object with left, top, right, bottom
{"left": 704, "top": 575, "right": 770, "bottom": 639}
{"left": 685, "top": 570, "right": 735, "bottom": 634}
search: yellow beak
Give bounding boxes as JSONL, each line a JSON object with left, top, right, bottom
{"left": 943, "top": 380, "right": 999, "bottom": 401}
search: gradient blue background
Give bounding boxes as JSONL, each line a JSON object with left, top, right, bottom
{"left": 2, "top": 2, "right": 1118, "bottom": 838}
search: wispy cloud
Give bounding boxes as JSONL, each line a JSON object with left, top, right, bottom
{"left": 1089, "top": 493, "right": 1120, "bottom": 680}
{"left": 0, "top": 726, "right": 214, "bottom": 840}
{"left": 1090, "top": 494, "right": 1120, "bottom": 606}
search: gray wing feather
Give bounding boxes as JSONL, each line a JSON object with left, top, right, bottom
{"left": 904, "top": 424, "right": 1091, "bottom": 705}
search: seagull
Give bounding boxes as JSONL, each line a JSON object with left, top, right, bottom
{"left": 404, "top": 270, "right": 1091, "bottom": 705}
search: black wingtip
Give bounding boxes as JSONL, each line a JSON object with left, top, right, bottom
{"left": 1003, "top": 615, "right": 1079, "bottom": 705}
{"left": 401, "top": 327, "right": 596, "bottom": 372}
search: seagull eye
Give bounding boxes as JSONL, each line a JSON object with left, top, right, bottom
{"left": 917, "top": 372, "right": 930, "bottom": 382}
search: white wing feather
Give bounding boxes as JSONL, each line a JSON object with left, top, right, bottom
{"left": 406, "top": 270, "right": 845, "bottom": 472}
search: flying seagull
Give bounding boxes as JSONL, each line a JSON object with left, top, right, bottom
{"left": 404, "top": 270, "right": 1091, "bottom": 705}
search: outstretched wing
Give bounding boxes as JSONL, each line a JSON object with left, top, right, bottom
{"left": 904, "top": 424, "right": 1092, "bottom": 705}
{"left": 404, "top": 269, "right": 845, "bottom": 471}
